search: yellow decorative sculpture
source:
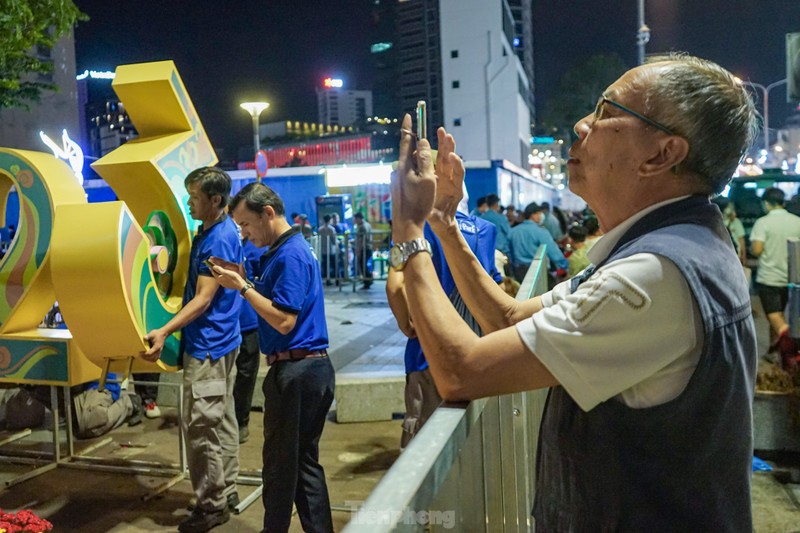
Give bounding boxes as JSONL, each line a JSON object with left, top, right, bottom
{"left": 0, "top": 60, "right": 216, "bottom": 384}
{"left": 0, "top": 150, "right": 97, "bottom": 384}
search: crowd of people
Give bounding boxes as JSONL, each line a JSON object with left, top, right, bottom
{"left": 1, "top": 50, "right": 790, "bottom": 531}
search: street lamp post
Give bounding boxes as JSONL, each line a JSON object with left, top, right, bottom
{"left": 636, "top": 0, "right": 650, "bottom": 65}
{"left": 239, "top": 101, "right": 270, "bottom": 156}
{"left": 738, "top": 79, "right": 787, "bottom": 154}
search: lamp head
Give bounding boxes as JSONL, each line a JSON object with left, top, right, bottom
{"left": 240, "top": 102, "right": 270, "bottom": 117}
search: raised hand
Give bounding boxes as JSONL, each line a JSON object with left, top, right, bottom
{"left": 428, "top": 127, "right": 465, "bottom": 234}
{"left": 391, "top": 113, "right": 436, "bottom": 242}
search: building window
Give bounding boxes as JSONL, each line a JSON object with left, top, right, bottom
{"left": 452, "top": 80, "right": 460, "bottom": 89}
{"left": 451, "top": 50, "right": 459, "bottom": 58}
{"left": 454, "top": 118, "right": 462, "bottom": 127}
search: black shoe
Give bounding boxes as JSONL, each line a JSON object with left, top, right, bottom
{"left": 227, "top": 492, "right": 240, "bottom": 514}
{"left": 127, "top": 393, "right": 143, "bottom": 427}
{"left": 178, "top": 507, "right": 230, "bottom": 533}
{"left": 238, "top": 425, "right": 249, "bottom": 444}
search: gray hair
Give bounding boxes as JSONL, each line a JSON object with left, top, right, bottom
{"left": 643, "top": 54, "right": 758, "bottom": 195}
{"left": 231, "top": 182, "right": 286, "bottom": 216}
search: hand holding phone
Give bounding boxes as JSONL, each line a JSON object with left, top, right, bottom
{"left": 206, "top": 256, "right": 245, "bottom": 278}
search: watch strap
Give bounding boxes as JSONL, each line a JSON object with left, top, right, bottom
{"left": 240, "top": 281, "right": 254, "bottom": 297}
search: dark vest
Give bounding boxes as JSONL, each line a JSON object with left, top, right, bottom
{"left": 534, "top": 196, "right": 757, "bottom": 532}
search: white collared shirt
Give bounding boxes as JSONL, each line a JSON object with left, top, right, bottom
{"left": 516, "top": 197, "right": 703, "bottom": 411}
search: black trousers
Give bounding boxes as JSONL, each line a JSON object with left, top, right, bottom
{"left": 233, "top": 328, "right": 260, "bottom": 429}
{"left": 135, "top": 372, "right": 159, "bottom": 403}
{"left": 262, "top": 356, "right": 335, "bottom": 533}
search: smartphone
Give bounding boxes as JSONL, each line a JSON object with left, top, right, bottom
{"left": 416, "top": 100, "right": 427, "bottom": 140}
{"left": 203, "top": 259, "right": 215, "bottom": 270}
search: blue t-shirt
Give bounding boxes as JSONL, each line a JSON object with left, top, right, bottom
{"left": 239, "top": 239, "right": 267, "bottom": 333}
{"left": 507, "top": 220, "right": 567, "bottom": 270}
{"left": 480, "top": 209, "right": 511, "bottom": 254}
{"left": 255, "top": 229, "right": 328, "bottom": 356}
{"left": 183, "top": 216, "right": 243, "bottom": 360}
{"left": 404, "top": 212, "right": 501, "bottom": 373}
{"left": 84, "top": 372, "right": 121, "bottom": 401}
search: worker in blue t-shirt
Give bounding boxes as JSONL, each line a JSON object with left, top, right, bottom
{"left": 233, "top": 238, "right": 266, "bottom": 444}
{"left": 388, "top": 186, "right": 502, "bottom": 449}
{"left": 144, "top": 167, "right": 243, "bottom": 533}
{"left": 210, "top": 182, "right": 334, "bottom": 533}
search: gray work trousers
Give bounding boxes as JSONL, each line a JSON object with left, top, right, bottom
{"left": 74, "top": 388, "right": 132, "bottom": 439}
{"left": 182, "top": 348, "right": 240, "bottom": 512}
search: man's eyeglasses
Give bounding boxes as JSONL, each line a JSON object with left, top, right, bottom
{"left": 594, "top": 96, "right": 674, "bottom": 135}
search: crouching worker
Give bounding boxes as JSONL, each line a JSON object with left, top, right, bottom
{"left": 73, "top": 374, "right": 143, "bottom": 439}
{"left": 0, "top": 374, "right": 142, "bottom": 438}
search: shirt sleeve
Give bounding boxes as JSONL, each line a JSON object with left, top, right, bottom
{"left": 198, "top": 229, "right": 241, "bottom": 277}
{"left": 540, "top": 279, "right": 571, "bottom": 307}
{"left": 749, "top": 218, "right": 765, "bottom": 242}
{"left": 477, "top": 220, "right": 503, "bottom": 282}
{"left": 730, "top": 219, "right": 745, "bottom": 240}
{"left": 516, "top": 253, "right": 699, "bottom": 411}
{"left": 270, "top": 249, "right": 311, "bottom": 314}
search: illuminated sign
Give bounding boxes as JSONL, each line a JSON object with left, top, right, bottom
{"left": 325, "top": 164, "right": 392, "bottom": 187}
{"left": 75, "top": 69, "right": 116, "bottom": 81}
{"left": 40, "top": 129, "right": 85, "bottom": 185}
{"left": 323, "top": 78, "right": 343, "bottom": 89}
{"left": 370, "top": 42, "right": 393, "bottom": 54}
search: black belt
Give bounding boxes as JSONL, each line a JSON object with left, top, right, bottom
{"left": 266, "top": 349, "right": 328, "bottom": 366}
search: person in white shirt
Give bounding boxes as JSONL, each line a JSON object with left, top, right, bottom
{"left": 388, "top": 54, "right": 758, "bottom": 530}
{"left": 750, "top": 186, "right": 800, "bottom": 368}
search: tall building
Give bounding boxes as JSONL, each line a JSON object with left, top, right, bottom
{"left": 369, "top": 0, "right": 400, "bottom": 118}
{"left": 0, "top": 33, "right": 79, "bottom": 151}
{"left": 439, "top": 0, "right": 532, "bottom": 167}
{"left": 85, "top": 99, "right": 138, "bottom": 159}
{"left": 316, "top": 80, "right": 373, "bottom": 127}
{"left": 395, "top": 0, "right": 444, "bottom": 138}
{"left": 77, "top": 71, "right": 138, "bottom": 160}
{"left": 507, "top": 0, "right": 535, "bottom": 121}
{"left": 378, "top": 0, "right": 533, "bottom": 167}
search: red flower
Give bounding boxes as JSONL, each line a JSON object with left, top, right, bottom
{"left": 0, "top": 508, "right": 53, "bottom": 532}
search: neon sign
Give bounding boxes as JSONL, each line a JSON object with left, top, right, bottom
{"left": 323, "top": 78, "right": 343, "bottom": 89}
{"left": 76, "top": 70, "right": 116, "bottom": 81}
{"left": 39, "top": 129, "right": 84, "bottom": 185}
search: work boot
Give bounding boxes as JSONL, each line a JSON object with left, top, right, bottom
{"left": 178, "top": 507, "right": 229, "bottom": 533}
{"left": 227, "top": 491, "right": 240, "bottom": 514}
{"left": 238, "top": 425, "right": 249, "bottom": 444}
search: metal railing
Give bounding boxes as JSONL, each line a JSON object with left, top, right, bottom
{"left": 343, "top": 246, "right": 551, "bottom": 532}
{"left": 310, "top": 230, "right": 391, "bottom": 290}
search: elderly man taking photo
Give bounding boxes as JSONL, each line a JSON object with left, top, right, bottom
{"left": 389, "top": 53, "right": 758, "bottom": 531}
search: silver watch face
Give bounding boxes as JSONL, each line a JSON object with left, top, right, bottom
{"left": 390, "top": 245, "right": 405, "bottom": 268}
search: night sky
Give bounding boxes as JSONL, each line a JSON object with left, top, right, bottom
{"left": 73, "top": 0, "right": 800, "bottom": 159}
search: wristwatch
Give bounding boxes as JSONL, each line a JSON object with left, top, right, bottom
{"left": 240, "top": 281, "right": 254, "bottom": 298}
{"left": 390, "top": 238, "right": 432, "bottom": 271}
